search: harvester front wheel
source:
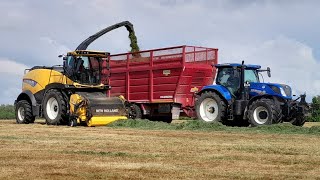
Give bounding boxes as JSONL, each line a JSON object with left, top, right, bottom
{"left": 43, "top": 89, "right": 67, "bottom": 125}
{"left": 248, "top": 98, "right": 281, "bottom": 126}
{"left": 196, "top": 91, "right": 226, "bottom": 123}
{"left": 15, "top": 100, "right": 34, "bottom": 124}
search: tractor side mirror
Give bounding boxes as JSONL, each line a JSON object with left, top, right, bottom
{"left": 267, "top": 67, "right": 271, "bottom": 77}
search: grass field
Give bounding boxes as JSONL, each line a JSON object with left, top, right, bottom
{"left": 0, "top": 119, "right": 320, "bottom": 179}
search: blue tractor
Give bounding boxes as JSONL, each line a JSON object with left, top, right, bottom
{"left": 195, "top": 62, "right": 307, "bottom": 126}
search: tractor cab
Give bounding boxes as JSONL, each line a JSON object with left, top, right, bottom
{"left": 213, "top": 63, "right": 291, "bottom": 100}
{"left": 62, "top": 50, "right": 109, "bottom": 86}
{"left": 215, "top": 63, "right": 263, "bottom": 98}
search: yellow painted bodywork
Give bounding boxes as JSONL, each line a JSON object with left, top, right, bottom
{"left": 22, "top": 69, "right": 74, "bottom": 94}
{"left": 69, "top": 93, "right": 127, "bottom": 126}
{"left": 87, "top": 116, "right": 127, "bottom": 127}
{"left": 69, "top": 94, "right": 87, "bottom": 122}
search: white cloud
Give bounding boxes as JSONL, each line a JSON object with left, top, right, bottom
{"left": 0, "top": 58, "right": 28, "bottom": 75}
{"left": 0, "top": 58, "right": 27, "bottom": 104}
{"left": 244, "top": 36, "right": 320, "bottom": 99}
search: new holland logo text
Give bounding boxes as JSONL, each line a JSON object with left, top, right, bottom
{"left": 95, "top": 109, "right": 119, "bottom": 113}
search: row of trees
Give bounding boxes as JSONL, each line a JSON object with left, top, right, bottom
{"left": 0, "top": 97, "right": 320, "bottom": 121}
{"left": 0, "top": 104, "right": 15, "bottom": 119}
{"left": 309, "top": 96, "right": 320, "bottom": 122}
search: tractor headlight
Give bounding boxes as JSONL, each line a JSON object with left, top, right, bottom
{"left": 270, "top": 85, "right": 287, "bottom": 97}
{"left": 279, "top": 87, "right": 287, "bottom": 97}
{"left": 270, "top": 86, "right": 281, "bottom": 94}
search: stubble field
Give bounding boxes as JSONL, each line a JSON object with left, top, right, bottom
{"left": 0, "top": 119, "right": 320, "bottom": 179}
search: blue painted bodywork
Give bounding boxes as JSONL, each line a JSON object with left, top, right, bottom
{"left": 215, "top": 63, "right": 261, "bottom": 70}
{"left": 201, "top": 85, "right": 233, "bottom": 101}
{"left": 249, "top": 82, "right": 292, "bottom": 100}
{"left": 201, "top": 63, "right": 292, "bottom": 101}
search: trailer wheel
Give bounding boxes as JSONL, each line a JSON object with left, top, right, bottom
{"left": 290, "top": 115, "right": 306, "bottom": 127}
{"left": 248, "top": 98, "right": 281, "bottom": 126}
{"left": 128, "top": 104, "right": 142, "bottom": 119}
{"left": 15, "top": 100, "right": 34, "bottom": 124}
{"left": 43, "top": 89, "right": 67, "bottom": 125}
{"left": 196, "top": 91, "right": 226, "bottom": 123}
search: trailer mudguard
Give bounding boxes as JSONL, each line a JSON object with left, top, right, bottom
{"left": 200, "top": 85, "right": 232, "bottom": 101}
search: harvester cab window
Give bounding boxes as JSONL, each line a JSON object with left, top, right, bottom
{"left": 72, "top": 56, "right": 101, "bottom": 85}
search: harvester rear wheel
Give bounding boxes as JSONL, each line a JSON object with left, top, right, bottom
{"left": 43, "top": 89, "right": 67, "bottom": 125}
{"left": 196, "top": 91, "right": 226, "bottom": 123}
{"left": 248, "top": 98, "right": 281, "bottom": 126}
{"left": 15, "top": 100, "right": 34, "bottom": 124}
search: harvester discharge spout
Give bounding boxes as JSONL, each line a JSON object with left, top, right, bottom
{"left": 76, "top": 21, "right": 140, "bottom": 53}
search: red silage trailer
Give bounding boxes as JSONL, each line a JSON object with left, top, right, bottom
{"left": 104, "top": 45, "right": 218, "bottom": 122}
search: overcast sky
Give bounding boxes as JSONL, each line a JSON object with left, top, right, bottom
{"left": 1, "top": 0, "right": 320, "bottom": 104}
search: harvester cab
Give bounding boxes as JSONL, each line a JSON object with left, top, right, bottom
{"left": 62, "top": 50, "right": 109, "bottom": 86}
{"left": 196, "top": 61, "right": 307, "bottom": 127}
{"left": 14, "top": 21, "right": 139, "bottom": 126}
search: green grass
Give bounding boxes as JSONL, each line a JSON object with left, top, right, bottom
{"left": 107, "top": 119, "right": 320, "bottom": 135}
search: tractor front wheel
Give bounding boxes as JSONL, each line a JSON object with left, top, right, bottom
{"left": 196, "top": 91, "right": 226, "bottom": 123}
{"left": 290, "top": 115, "right": 306, "bottom": 127}
{"left": 248, "top": 98, "right": 281, "bottom": 126}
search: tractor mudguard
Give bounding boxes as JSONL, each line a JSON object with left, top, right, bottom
{"left": 200, "top": 85, "right": 232, "bottom": 101}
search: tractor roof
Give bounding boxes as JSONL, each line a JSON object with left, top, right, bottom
{"left": 215, "top": 63, "right": 261, "bottom": 70}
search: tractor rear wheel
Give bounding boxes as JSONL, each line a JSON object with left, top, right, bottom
{"left": 43, "top": 89, "right": 67, "bottom": 125}
{"left": 196, "top": 91, "right": 226, "bottom": 123}
{"left": 15, "top": 100, "right": 34, "bottom": 124}
{"left": 248, "top": 98, "right": 281, "bottom": 126}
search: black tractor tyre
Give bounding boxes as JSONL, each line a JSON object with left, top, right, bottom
{"left": 195, "top": 91, "right": 227, "bottom": 123}
{"left": 43, "top": 89, "right": 68, "bottom": 125}
{"left": 248, "top": 98, "right": 281, "bottom": 127}
{"left": 15, "top": 100, "right": 34, "bottom": 124}
{"left": 149, "top": 115, "right": 173, "bottom": 123}
{"left": 128, "top": 104, "right": 142, "bottom": 119}
{"left": 290, "top": 115, "right": 306, "bottom": 127}
{"left": 68, "top": 117, "right": 78, "bottom": 127}
{"left": 28, "top": 116, "right": 36, "bottom": 123}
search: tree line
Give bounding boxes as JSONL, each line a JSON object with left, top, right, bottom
{"left": 0, "top": 104, "right": 15, "bottom": 119}
{"left": 309, "top": 96, "right": 320, "bottom": 122}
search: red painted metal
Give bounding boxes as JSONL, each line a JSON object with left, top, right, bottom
{"left": 103, "top": 45, "right": 218, "bottom": 117}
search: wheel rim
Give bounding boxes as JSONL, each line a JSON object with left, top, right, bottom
{"left": 253, "top": 106, "right": 269, "bottom": 124}
{"left": 199, "top": 98, "right": 219, "bottom": 122}
{"left": 46, "top": 97, "right": 59, "bottom": 120}
{"left": 17, "top": 107, "right": 25, "bottom": 120}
